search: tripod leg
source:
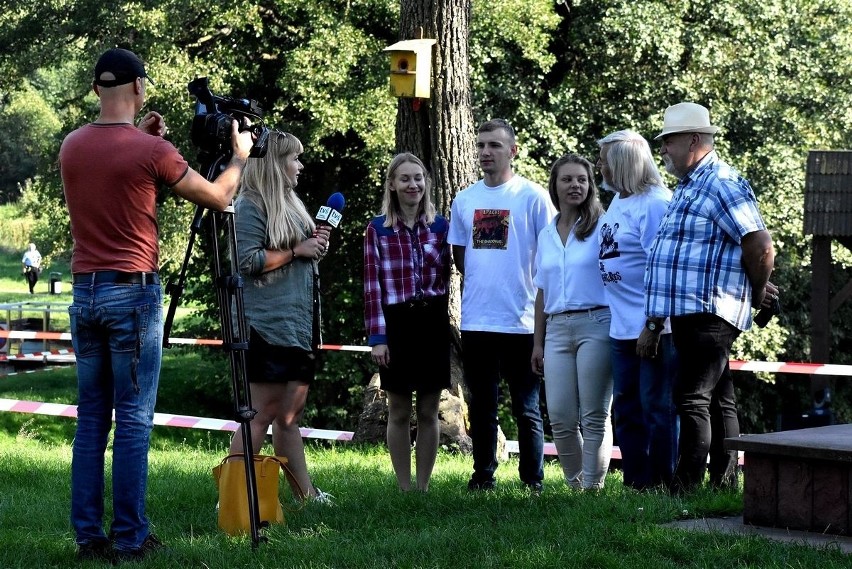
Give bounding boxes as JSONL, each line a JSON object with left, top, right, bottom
{"left": 208, "top": 208, "right": 265, "bottom": 548}
{"left": 163, "top": 205, "right": 207, "bottom": 347}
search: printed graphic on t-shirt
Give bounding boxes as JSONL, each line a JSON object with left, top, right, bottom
{"left": 473, "top": 209, "right": 509, "bottom": 249}
{"left": 600, "top": 261, "right": 622, "bottom": 285}
{"left": 599, "top": 222, "right": 622, "bottom": 286}
{"left": 599, "top": 222, "right": 620, "bottom": 260}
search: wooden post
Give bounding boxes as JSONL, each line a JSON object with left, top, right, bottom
{"left": 809, "top": 236, "right": 832, "bottom": 415}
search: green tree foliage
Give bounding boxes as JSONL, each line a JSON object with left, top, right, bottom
{"left": 2, "top": 0, "right": 401, "bottom": 429}
{"left": 0, "top": 75, "right": 65, "bottom": 203}
{"left": 2, "top": 0, "right": 852, "bottom": 429}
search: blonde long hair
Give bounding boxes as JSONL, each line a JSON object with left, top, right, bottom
{"left": 381, "top": 153, "right": 436, "bottom": 227}
{"left": 238, "top": 131, "right": 315, "bottom": 248}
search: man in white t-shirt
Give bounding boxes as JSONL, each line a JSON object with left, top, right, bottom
{"left": 448, "top": 118, "right": 556, "bottom": 492}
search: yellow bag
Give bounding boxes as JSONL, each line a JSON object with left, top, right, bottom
{"left": 212, "top": 454, "right": 288, "bottom": 536}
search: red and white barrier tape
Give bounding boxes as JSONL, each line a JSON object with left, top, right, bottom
{"left": 0, "top": 397, "right": 562, "bottom": 455}
{"left": 0, "top": 397, "right": 356, "bottom": 440}
{"left": 1, "top": 330, "right": 368, "bottom": 353}
{"left": 1, "top": 330, "right": 73, "bottom": 341}
{"left": 2, "top": 330, "right": 851, "bottom": 376}
{"left": 0, "top": 348, "right": 74, "bottom": 362}
{"left": 8, "top": 396, "right": 752, "bottom": 466}
{"left": 728, "top": 360, "right": 852, "bottom": 376}
{"left": 3, "top": 398, "right": 756, "bottom": 464}
{"left": 316, "top": 344, "right": 372, "bottom": 353}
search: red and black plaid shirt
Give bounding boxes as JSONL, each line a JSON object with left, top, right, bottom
{"left": 363, "top": 214, "right": 450, "bottom": 345}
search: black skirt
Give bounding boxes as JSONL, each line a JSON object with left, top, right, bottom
{"left": 379, "top": 294, "right": 451, "bottom": 395}
{"left": 246, "top": 327, "right": 316, "bottom": 385}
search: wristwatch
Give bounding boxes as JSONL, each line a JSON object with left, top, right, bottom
{"left": 645, "top": 319, "right": 663, "bottom": 334}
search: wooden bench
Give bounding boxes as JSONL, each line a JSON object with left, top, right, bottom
{"left": 726, "top": 424, "right": 852, "bottom": 536}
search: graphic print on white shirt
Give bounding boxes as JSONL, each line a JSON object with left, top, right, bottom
{"left": 599, "top": 222, "right": 620, "bottom": 260}
{"left": 472, "top": 209, "right": 510, "bottom": 249}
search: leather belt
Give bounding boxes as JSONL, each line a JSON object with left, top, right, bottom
{"left": 73, "top": 271, "right": 159, "bottom": 285}
{"left": 555, "top": 305, "right": 607, "bottom": 315}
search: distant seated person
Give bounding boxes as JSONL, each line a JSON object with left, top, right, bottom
{"left": 22, "top": 242, "right": 42, "bottom": 294}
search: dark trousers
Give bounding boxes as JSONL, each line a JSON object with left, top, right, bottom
{"left": 461, "top": 331, "right": 544, "bottom": 484}
{"left": 611, "top": 334, "right": 679, "bottom": 490}
{"left": 670, "top": 314, "right": 741, "bottom": 491}
{"left": 25, "top": 267, "right": 39, "bottom": 293}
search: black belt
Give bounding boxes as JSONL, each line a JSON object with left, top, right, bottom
{"left": 555, "top": 305, "right": 607, "bottom": 315}
{"left": 73, "top": 271, "right": 159, "bottom": 285}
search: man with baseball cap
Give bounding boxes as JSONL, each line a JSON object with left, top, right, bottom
{"left": 60, "top": 47, "right": 254, "bottom": 562}
{"left": 640, "top": 102, "right": 777, "bottom": 493}
{"left": 93, "top": 48, "right": 155, "bottom": 87}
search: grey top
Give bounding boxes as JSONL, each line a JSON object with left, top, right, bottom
{"left": 235, "top": 196, "right": 319, "bottom": 350}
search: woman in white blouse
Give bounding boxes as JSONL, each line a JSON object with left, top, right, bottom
{"left": 531, "top": 154, "right": 613, "bottom": 490}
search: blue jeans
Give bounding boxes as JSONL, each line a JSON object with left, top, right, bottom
{"left": 670, "top": 313, "right": 740, "bottom": 491}
{"left": 69, "top": 277, "right": 162, "bottom": 551}
{"left": 461, "top": 332, "right": 544, "bottom": 484}
{"left": 611, "top": 334, "right": 679, "bottom": 490}
{"left": 543, "top": 309, "right": 613, "bottom": 489}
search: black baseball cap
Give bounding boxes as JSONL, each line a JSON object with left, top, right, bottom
{"left": 94, "top": 48, "right": 154, "bottom": 87}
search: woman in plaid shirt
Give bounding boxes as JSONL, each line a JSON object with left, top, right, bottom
{"left": 363, "top": 153, "right": 451, "bottom": 492}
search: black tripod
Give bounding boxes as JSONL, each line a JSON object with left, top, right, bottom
{"left": 163, "top": 153, "right": 266, "bottom": 548}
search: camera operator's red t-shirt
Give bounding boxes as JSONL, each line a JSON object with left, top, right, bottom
{"left": 60, "top": 123, "right": 189, "bottom": 274}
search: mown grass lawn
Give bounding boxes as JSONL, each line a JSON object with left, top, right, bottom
{"left": 3, "top": 422, "right": 851, "bottom": 569}
{"left": 2, "top": 361, "right": 851, "bottom": 569}
{"left": 1, "top": 203, "right": 850, "bottom": 568}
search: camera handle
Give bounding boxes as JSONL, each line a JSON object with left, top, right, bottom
{"left": 163, "top": 154, "right": 266, "bottom": 548}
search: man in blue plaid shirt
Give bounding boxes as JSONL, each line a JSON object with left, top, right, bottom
{"left": 640, "top": 102, "right": 776, "bottom": 493}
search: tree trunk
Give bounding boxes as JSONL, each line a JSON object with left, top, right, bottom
{"left": 395, "top": 0, "right": 477, "bottom": 213}
{"left": 354, "top": 0, "right": 479, "bottom": 450}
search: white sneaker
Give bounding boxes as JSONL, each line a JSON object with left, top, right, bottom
{"left": 312, "top": 488, "right": 334, "bottom": 505}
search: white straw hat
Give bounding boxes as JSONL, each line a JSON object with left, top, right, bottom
{"left": 654, "top": 102, "right": 719, "bottom": 140}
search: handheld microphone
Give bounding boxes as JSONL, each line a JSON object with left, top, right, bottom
{"left": 315, "top": 192, "right": 346, "bottom": 229}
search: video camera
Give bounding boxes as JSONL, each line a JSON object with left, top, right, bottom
{"left": 187, "top": 77, "right": 270, "bottom": 166}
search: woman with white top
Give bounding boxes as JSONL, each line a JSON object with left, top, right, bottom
{"left": 531, "top": 154, "right": 613, "bottom": 490}
{"left": 596, "top": 129, "right": 678, "bottom": 490}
